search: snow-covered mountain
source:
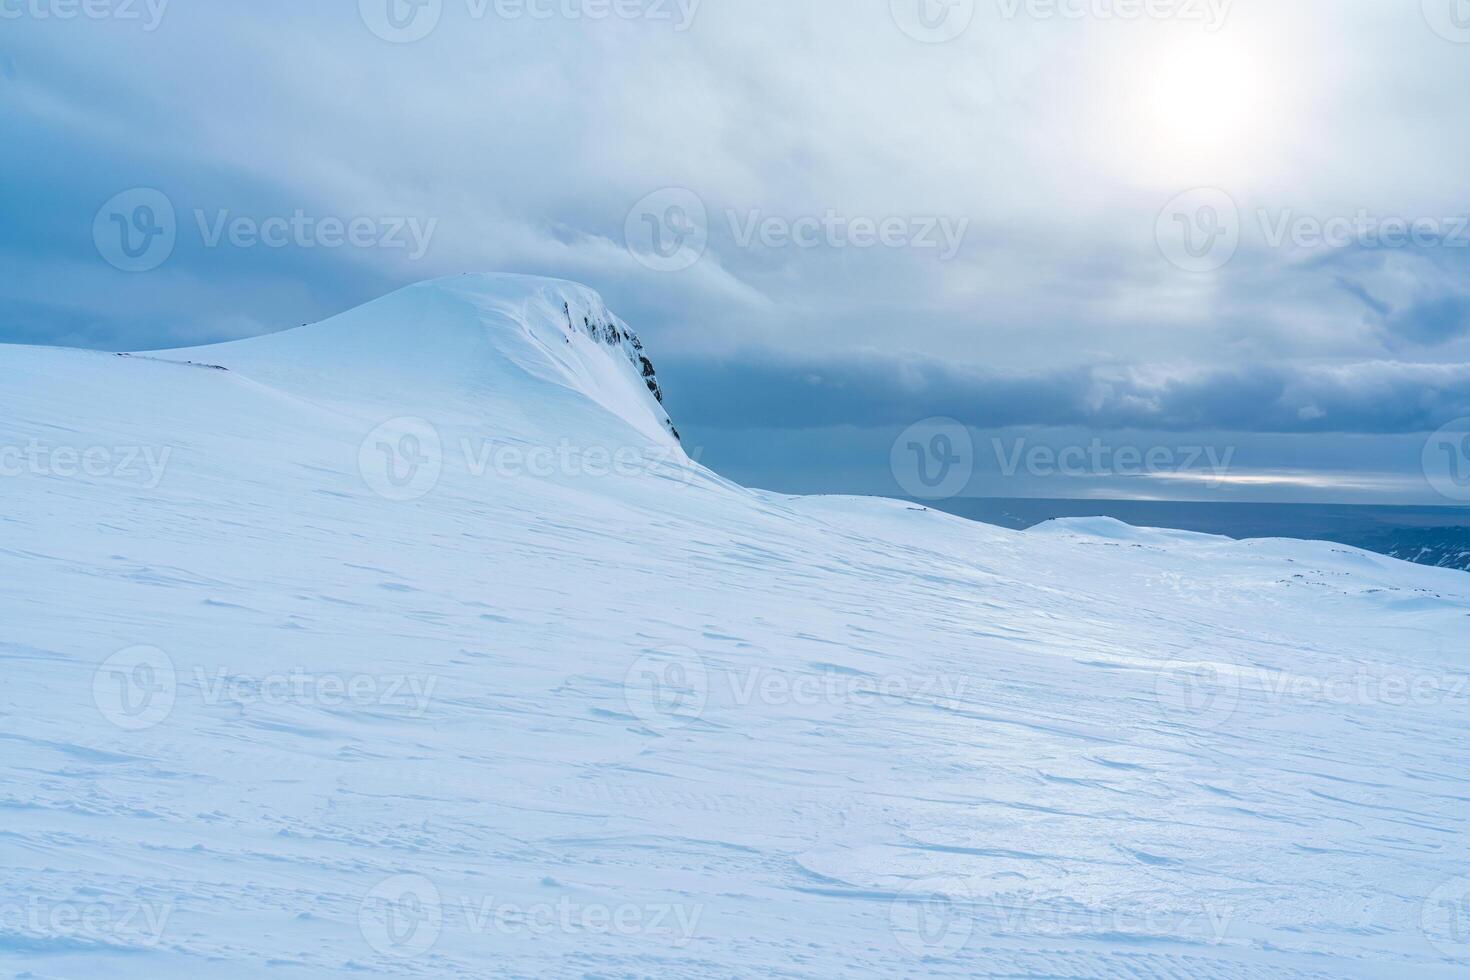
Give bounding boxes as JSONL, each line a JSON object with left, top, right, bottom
{"left": 3, "top": 274, "right": 1470, "bottom": 978}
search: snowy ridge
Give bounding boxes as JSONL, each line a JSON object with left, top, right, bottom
{"left": 3, "top": 275, "right": 1470, "bottom": 978}
{"left": 155, "top": 273, "right": 681, "bottom": 449}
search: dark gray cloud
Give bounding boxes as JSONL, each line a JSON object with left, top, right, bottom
{"left": 1316, "top": 244, "right": 1470, "bottom": 349}
{"left": 1383, "top": 295, "right": 1470, "bottom": 347}
{"left": 662, "top": 354, "right": 1470, "bottom": 435}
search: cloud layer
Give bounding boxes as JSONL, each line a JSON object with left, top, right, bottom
{"left": 665, "top": 355, "right": 1470, "bottom": 434}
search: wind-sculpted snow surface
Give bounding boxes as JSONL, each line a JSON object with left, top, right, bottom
{"left": 2, "top": 274, "right": 1470, "bottom": 978}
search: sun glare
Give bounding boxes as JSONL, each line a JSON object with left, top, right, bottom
{"left": 1097, "top": 31, "right": 1280, "bottom": 186}
{"left": 1150, "top": 41, "right": 1263, "bottom": 149}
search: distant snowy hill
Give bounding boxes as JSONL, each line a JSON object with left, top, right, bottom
{"left": 3, "top": 274, "right": 1470, "bottom": 978}
{"left": 936, "top": 499, "right": 1470, "bottom": 575}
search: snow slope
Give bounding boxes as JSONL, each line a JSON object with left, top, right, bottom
{"left": 3, "top": 274, "right": 1470, "bottom": 978}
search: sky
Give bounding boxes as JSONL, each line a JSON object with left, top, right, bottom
{"left": 5, "top": 0, "right": 1470, "bottom": 505}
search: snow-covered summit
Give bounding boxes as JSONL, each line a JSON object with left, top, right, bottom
{"left": 156, "top": 273, "right": 682, "bottom": 447}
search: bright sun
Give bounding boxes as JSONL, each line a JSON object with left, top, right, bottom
{"left": 1147, "top": 38, "right": 1269, "bottom": 161}
{"left": 1095, "top": 31, "right": 1279, "bottom": 186}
